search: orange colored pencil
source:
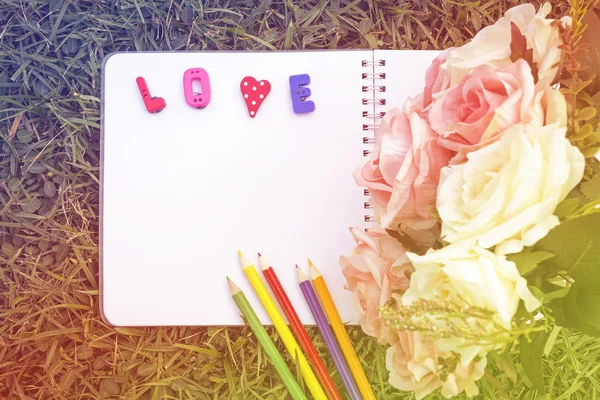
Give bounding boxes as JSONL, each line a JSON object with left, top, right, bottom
{"left": 259, "top": 254, "right": 343, "bottom": 400}
{"left": 310, "top": 259, "right": 376, "bottom": 400}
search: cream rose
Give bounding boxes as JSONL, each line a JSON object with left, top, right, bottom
{"left": 444, "top": 3, "right": 569, "bottom": 86}
{"left": 386, "top": 330, "right": 487, "bottom": 400}
{"left": 403, "top": 244, "right": 541, "bottom": 362}
{"left": 437, "top": 123, "right": 585, "bottom": 254}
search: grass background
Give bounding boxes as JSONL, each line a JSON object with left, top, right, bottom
{"left": 0, "top": 0, "right": 599, "bottom": 399}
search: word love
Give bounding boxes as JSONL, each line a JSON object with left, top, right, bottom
{"left": 136, "top": 71, "right": 315, "bottom": 117}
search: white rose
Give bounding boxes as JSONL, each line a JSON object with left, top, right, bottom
{"left": 403, "top": 244, "right": 541, "bottom": 362}
{"left": 444, "top": 2, "right": 569, "bottom": 86}
{"left": 386, "top": 331, "right": 486, "bottom": 400}
{"left": 437, "top": 123, "right": 584, "bottom": 254}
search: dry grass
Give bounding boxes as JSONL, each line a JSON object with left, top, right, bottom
{"left": 1, "top": 0, "right": 598, "bottom": 399}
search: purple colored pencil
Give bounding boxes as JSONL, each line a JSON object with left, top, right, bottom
{"left": 297, "top": 266, "right": 362, "bottom": 400}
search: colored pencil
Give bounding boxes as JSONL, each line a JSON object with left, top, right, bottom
{"left": 238, "top": 251, "right": 327, "bottom": 400}
{"left": 259, "top": 254, "right": 343, "bottom": 400}
{"left": 297, "top": 266, "right": 362, "bottom": 400}
{"left": 227, "top": 278, "right": 307, "bottom": 400}
{"left": 309, "top": 260, "right": 376, "bottom": 400}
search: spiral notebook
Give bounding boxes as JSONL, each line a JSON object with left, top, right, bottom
{"left": 101, "top": 50, "right": 439, "bottom": 326}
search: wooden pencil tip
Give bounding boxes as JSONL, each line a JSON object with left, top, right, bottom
{"left": 258, "top": 254, "right": 270, "bottom": 271}
{"left": 296, "top": 266, "right": 309, "bottom": 283}
{"left": 307, "top": 258, "right": 314, "bottom": 267}
{"left": 309, "top": 262, "right": 321, "bottom": 279}
{"left": 238, "top": 251, "right": 252, "bottom": 269}
{"left": 257, "top": 252, "right": 262, "bottom": 257}
{"left": 227, "top": 277, "right": 241, "bottom": 295}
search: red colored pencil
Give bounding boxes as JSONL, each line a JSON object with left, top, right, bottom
{"left": 259, "top": 254, "right": 343, "bottom": 400}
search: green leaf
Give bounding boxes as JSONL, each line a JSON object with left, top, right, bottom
{"left": 170, "top": 378, "right": 188, "bottom": 391}
{"left": 582, "top": 147, "right": 600, "bottom": 158}
{"left": 44, "top": 181, "right": 57, "bottom": 197}
{"left": 543, "top": 326, "right": 562, "bottom": 356}
{"left": 548, "top": 297, "right": 574, "bottom": 329}
{"left": 540, "top": 286, "right": 570, "bottom": 303}
{"left": 564, "top": 285, "right": 600, "bottom": 332}
{"left": 365, "top": 34, "right": 379, "bottom": 49}
{"left": 528, "top": 286, "right": 545, "bottom": 303}
{"left": 492, "top": 351, "right": 517, "bottom": 382}
{"left": 572, "top": 287, "right": 600, "bottom": 329}
{"left": 284, "top": 21, "right": 294, "bottom": 50}
{"left": 550, "top": 284, "right": 600, "bottom": 337}
{"left": 28, "top": 163, "right": 46, "bottom": 174}
{"left": 77, "top": 344, "right": 92, "bottom": 359}
{"left": 182, "top": 4, "right": 195, "bottom": 23}
{"left": 137, "top": 361, "right": 156, "bottom": 377}
{"left": 580, "top": 174, "right": 600, "bottom": 200}
{"left": 528, "top": 284, "right": 570, "bottom": 304}
{"left": 575, "top": 106, "right": 597, "bottom": 121}
{"left": 101, "top": 378, "right": 120, "bottom": 395}
{"left": 16, "top": 129, "right": 32, "bottom": 143}
{"left": 173, "top": 343, "right": 221, "bottom": 358}
{"left": 508, "top": 251, "right": 554, "bottom": 276}
{"left": 8, "top": 178, "right": 21, "bottom": 191}
{"left": 39, "top": 239, "right": 51, "bottom": 251}
{"left": 358, "top": 19, "right": 373, "bottom": 34}
{"left": 23, "top": 198, "right": 42, "bottom": 213}
{"left": 519, "top": 330, "right": 549, "bottom": 396}
{"left": 59, "top": 368, "right": 75, "bottom": 390}
{"left": 2, "top": 242, "right": 14, "bottom": 257}
{"left": 571, "top": 124, "right": 594, "bottom": 140}
{"left": 534, "top": 214, "right": 600, "bottom": 291}
{"left": 554, "top": 198, "right": 582, "bottom": 219}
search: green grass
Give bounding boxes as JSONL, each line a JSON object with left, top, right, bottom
{"left": 0, "top": 0, "right": 598, "bottom": 398}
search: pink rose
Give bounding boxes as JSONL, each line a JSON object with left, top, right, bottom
{"left": 386, "top": 331, "right": 487, "bottom": 400}
{"left": 340, "top": 228, "right": 412, "bottom": 344}
{"left": 355, "top": 100, "right": 455, "bottom": 229}
{"left": 429, "top": 59, "right": 563, "bottom": 163}
{"left": 422, "top": 49, "right": 453, "bottom": 109}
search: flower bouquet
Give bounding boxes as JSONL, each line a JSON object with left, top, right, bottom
{"left": 341, "top": 2, "right": 600, "bottom": 398}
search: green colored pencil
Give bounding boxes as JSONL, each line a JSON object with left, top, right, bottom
{"left": 227, "top": 277, "right": 308, "bottom": 400}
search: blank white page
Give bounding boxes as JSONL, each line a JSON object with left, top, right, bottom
{"left": 101, "top": 51, "right": 370, "bottom": 326}
{"left": 373, "top": 50, "right": 441, "bottom": 115}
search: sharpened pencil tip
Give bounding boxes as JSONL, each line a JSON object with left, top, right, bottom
{"left": 257, "top": 252, "right": 262, "bottom": 257}
{"left": 227, "top": 277, "right": 241, "bottom": 295}
{"left": 308, "top": 258, "right": 314, "bottom": 267}
{"left": 309, "top": 262, "right": 321, "bottom": 279}
{"left": 258, "top": 254, "right": 270, "bottom": 271}
{"left": 238, "top": 251, "right": 253, "bottom": 269}
{"left": 296, "top": 266, "right": 309, "bottom": 283}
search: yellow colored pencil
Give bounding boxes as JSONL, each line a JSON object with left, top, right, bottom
{"left": 238, "top": 251, "right": 327, "bottom": 400}
{"left": 309, "top": 259, "right": 376, "bottom": 400}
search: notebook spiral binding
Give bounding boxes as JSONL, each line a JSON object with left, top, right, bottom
{"left": 362, "top": 58, "right": 387, "bottom": 224}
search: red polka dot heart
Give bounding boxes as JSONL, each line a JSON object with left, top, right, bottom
{"left": 240, "top": 77, "right": 271, "bottom": 118}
